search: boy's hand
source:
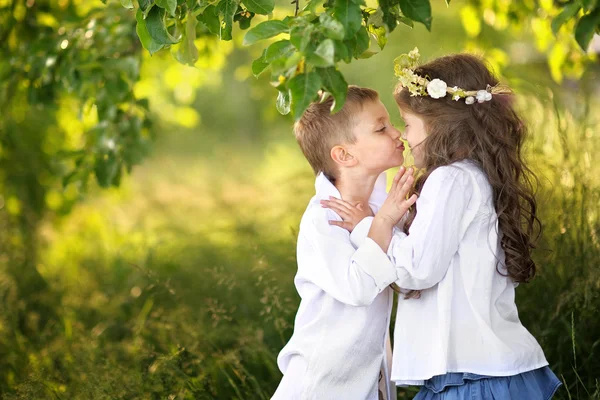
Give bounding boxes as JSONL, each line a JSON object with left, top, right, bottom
{"left": 320, "top": 197, "right": 374, "bottom": 232}
{"left": 375, "top": 167, "right": 418, "bottom": 227}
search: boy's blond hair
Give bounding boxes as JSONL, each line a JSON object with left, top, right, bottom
{"left": 294, "top": 86, "right": 379, "bottom": 183}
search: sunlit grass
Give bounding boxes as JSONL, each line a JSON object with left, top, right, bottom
{"left": 7, "top": 87, "right": 592, "bottom": 399}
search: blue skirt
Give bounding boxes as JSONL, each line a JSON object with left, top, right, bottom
{"left": 414, "top": 366, "right": 561, "bottom": 400}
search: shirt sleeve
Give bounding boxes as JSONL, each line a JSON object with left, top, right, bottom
{"left": 351, "top": 217, "right": 405, "bottom": 248}
{"left": 299, "top": 208, "right": 398, "bottom": 307}
{"left": 386, "top": 166, "right": 474, "bottom": 290}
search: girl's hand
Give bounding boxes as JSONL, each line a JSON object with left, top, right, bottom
{"left": 376, "top": 167, "right": 418, "bottom": 227}
{"left": 320, "top": 197, "right": 374, "bottom": 232}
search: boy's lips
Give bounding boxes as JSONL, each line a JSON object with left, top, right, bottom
{"left": 397, "top": 143, "right": 405, "bottom": 151}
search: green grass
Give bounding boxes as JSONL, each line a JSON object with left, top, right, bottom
{"left": 1, "top": 89, "right": 598, "bottom": 399}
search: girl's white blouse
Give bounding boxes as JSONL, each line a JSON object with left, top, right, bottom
{"left": 352, "top": 160, "right": 549, "bottom": 385}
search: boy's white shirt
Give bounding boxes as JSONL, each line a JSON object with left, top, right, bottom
{"left": 352, "top": 160, "right": 549, "bottom": 385}
{"left": 275, "top": 171, "right": 398, "bottom": 400}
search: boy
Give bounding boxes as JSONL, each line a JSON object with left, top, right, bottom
{"left": 272, "top": 86, "right": 415, "bottom": 400}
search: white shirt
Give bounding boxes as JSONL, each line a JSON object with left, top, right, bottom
{"left": 354, "top": 160, "right": 549, "bottom": 385}
{"left": 275, "top": 172, "right": 398, "bottom": 400}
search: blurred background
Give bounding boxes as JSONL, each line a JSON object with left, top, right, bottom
{"left": 0, "top": 0, "right": 599, "bottom": 398}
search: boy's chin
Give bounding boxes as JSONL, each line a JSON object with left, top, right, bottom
{"left": 386, "top": 157, "right": 406, "bottom": 169}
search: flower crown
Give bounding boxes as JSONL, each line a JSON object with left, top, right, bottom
{"left": 393, "top": 48, "right": 512, "bottom": 104}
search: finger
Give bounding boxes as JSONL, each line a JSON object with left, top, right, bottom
{"left": 395, "top": 168, "right": 414, "bottom": 193}
{"left": 396, "top": 175, "right": 415, "bottom": 198}
{"left": 399, "top": 167, "right": 413, "bottom": 186}
{"left": 406, "top": 193, "right": 418, "bottom": 206}
{"left": 322, "top": 202, "right": 352, "bottom": 218}
{"left": 327, "top": 196, "right": 354, "bottom": 212}
{"left": 390, "top": 166, "right": 406, "bottom": 193}
{"left": 328, "top": 220, "right": 353, "bottom": 231}
{"left": 395, "top": 192, "right": 418, "bottom": 214}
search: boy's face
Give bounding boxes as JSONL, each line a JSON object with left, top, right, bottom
{"left": 399, "top": 108, "right": 427, "bottom": 168}
{"left": 345, "top": 99, "right": 405, "bottom": 175}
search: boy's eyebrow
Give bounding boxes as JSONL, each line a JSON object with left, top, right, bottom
{"left": 371, "top": 117, "right": 386, "bottom": 129}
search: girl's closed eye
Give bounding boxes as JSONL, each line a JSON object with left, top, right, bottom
{"left": 376, "top": 126, "right": 386, "bottom": 133}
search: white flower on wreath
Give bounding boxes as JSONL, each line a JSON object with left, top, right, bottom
{"left": 476, "top": 90, "right": 492, "bottom": 103}
{"left": 426, "top": 78, "right": 447, "bottom": 99}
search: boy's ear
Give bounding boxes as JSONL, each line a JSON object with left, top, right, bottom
{"left": 330, "top": 145, "right": 357, "bottom": 167}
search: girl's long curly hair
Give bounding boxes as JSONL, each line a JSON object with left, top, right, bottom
{"left": 395, "top": 53, "right": 541, "bottom": 284}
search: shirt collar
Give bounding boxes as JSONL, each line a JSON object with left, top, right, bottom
{"left": 314, "top": 171, "right": 389, "bottom": 211}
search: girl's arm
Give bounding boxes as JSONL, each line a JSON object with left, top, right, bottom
{"left": 367, "top": 166, "right": 475, "bottom": 290}
{"left": 301, "top": 170, "right": 416, "bottom": 306}
{"left": 298, "top": 207, "right": 399, "bottom": 307}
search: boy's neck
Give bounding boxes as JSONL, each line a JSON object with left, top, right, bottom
{"left": 334, "top": 170, "right": 381, "bottom": 205}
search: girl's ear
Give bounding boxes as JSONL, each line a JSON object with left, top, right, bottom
{"left": 330, "top": 145, "right": 357, "bottom": 167}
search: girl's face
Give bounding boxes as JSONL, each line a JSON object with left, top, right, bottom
{"left": 399, "top": 109, "right": 428, "bottom": 168}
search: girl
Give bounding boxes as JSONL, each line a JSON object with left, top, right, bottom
{"left": 322, "top": 51, "right": 561, "bottom": 399}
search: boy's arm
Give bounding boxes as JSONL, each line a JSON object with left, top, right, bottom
{"left": 298, "top": 208, "right": 397, "bottom": 307}
{"left": 365, "top": 167, "right": 476, "bottom": 290}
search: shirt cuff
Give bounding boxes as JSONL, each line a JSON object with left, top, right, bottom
{"left": 350, "top": 217, "right": 374, "bottom": 248}
{"left": 353, "top": 238, "right": 398, "bottom": 289}
{"left": 387, "top": 229, "right": 408, "bottom": 258}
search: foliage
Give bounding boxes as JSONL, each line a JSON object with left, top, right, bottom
{"left": 120, "top": 0, "right": 600, "bottom": 118}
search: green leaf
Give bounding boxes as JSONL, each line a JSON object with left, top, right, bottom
{"left": 376, "top": 0, "right": 398, "bottom": 31}
{"left": 265, "top": 40, "right": 296, "bottom": 62}
{"left": 94, "top": 154, "right": 120, "bottom": 188}
{"left": 317, "top": 67, "right": 348, "bottom": 113}
{"left": 575, "top": 7, "right": 600, "bottom": 50}
{"left": 146, "top": 6, "right": 179, "bottom": 44}
{"left": 366, "top": 7, "right": 384, "bottom": 27}
{"left": 302, "top": 0, "right": 322, "bottom": 13}
{"left": 219, "top": 0, "right": 240, "bottom": 41}
{"left": 579, "top": 0, "right": 597, "bottom": 12}
{"left": 334, "top": 40, "right": 351, "bottom": 62}
{"left": 349, "top": 25, "right": 369, "bottom": 57}
{"left": 243, "top": 20, "right": 289, "bottom": 45}
{"left": 319, "top": 13, "right": 345, "bottom": 40}
{"left": 309, "top": 38, "right": 335, "bottom": 67}
{"left": 276, "top": 90, "right": 291, "bottom": 115}
{"left": 552, "top": 3, "right": 581, "bottom": 35}
{"left": 252, "top": 50, "right": 270, "bottom": 77}
{"left": 271, "top": 52, "right": 301, "bottom": 76}
{"left": 156, "top": 0, "right": 177, "bottom": 16}
{"left": 367, "top": 24, "right": 387, "bottom": 49}
{"left": 242, "top": 0, "right": 274, "bottom": 15}
{"left": 290, "top": 23, "right": 314, "bottom": 51}
{"left": 334, "top": 0, "right": 363, "bottom": 39}
{"left": 173, "top": 12, "right": 199, "bottom": 65}
{"left": 198, "top": 5, "right": 220, "bottom": 35}
{"left": 238, "top": 14, "right": 253, "bottom": 30}
{"left": 288, "top": 72, "right": 322, "bottom": 120}
{"left": 139, "top": 0, "right": 153, "bottom": 12}
{"left": 136, "top": 9, "right": 164, "bottom": 55}
{"left": 120, "top": 0, "right": 134, "bottom": 9}
{"left": 399, "top": 0, "right": 432, "bottom": 31}
{"left": 398, "top": 15, "right": 414, "bottom": 28}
